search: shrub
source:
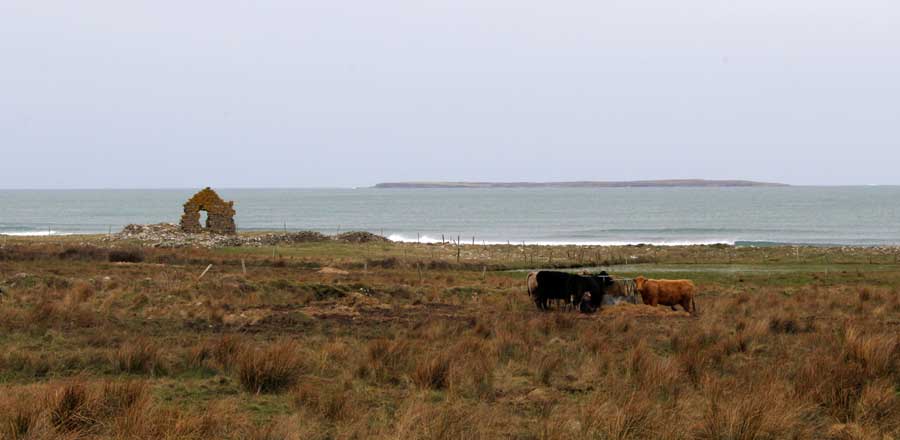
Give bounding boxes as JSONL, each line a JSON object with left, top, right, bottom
{"left": 109, "top": 248, "right": 145, "bottom": 263}
{"left": 58, "top": 246, "right": 108, "bottom": 261}
{"left": 366, "top": 257, "right": 399, "bottom": 269}
{"left": 237, "top": 340, "right": 305, "bottom": 394}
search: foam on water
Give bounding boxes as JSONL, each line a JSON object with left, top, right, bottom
{"left": 0, "top": 230, "right": 69, "bottom": 237}
{"left": 387, "top": 233, "right": 734, "bottom": 246}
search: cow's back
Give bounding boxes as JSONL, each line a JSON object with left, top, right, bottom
{"left": 650, "top": 279, "right": 695, "bottom": 304}
{"left": 534, "top": 271, "right": 573, "bottom": 300}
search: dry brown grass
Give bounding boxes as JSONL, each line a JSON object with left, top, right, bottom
{"left": 2, "top": 239, "right": 900, "bottom": 438}
{"left": 113, "top": 338, "right": 166, "bottom": 375}
{"left": 237, "top": 339, "right": 306, "bottom": 394}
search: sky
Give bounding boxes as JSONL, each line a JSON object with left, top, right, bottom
{"left": 1, "top": 1, "right": 898, "bottom": 188}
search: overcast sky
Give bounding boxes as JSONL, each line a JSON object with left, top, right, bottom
{"left": 1, "top": 1, "right": 898, "bottom": 188}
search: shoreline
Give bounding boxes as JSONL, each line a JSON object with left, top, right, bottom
{"left": 3, "top": 230, "right": 900, "bottom": 248}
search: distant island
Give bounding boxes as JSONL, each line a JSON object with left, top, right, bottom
{"left": 373, "top": 179, "right": 789, "bottom": 189}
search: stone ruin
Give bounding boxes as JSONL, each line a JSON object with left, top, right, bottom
{"left": 179, "top": 187, "right": 236, "bottom": 234}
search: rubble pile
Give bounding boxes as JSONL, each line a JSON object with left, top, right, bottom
{"left": 243, "top": 231, "right": 330, "bottom": 246}
{"left": 108, "top": 224, "right": 385, "bottom": 248}
{"left": 111, "top": 223, "right": 243, "bottom": 248}
{"left": 335, "top": 231, "right": 391, "bottom": 243}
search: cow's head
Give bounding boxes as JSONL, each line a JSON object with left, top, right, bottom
{"left": 634, "top": 276, "right": 647, "bottom": 290}
{"left": 593, "top": 271, "right": 614, "bottom": 288}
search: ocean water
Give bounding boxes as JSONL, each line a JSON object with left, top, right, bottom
{"left": 0, "top": 187, "right": 898, "bottom": 246}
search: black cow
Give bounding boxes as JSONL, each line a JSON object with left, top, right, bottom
{"left": 526, "top": 271, "right": 614, "bottom": 312}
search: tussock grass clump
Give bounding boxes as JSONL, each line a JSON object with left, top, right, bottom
{"left": 0, "top": 389, "right": 40, "bottom": 440}
{"left": 49, "top": 381, "right": 96, "bottom": 433}
{"left": 358, "top": 339, "right": 411, "bottom": 385}
{"left": 47, "top": 379, "right": 148, "bottom": 434}
{"left": 237, "top": 339, "right": 305, "bottom": 394}
{"left": 855, "top": 379, "right": 898, "bottom": 425}
{"left": 28, "top": 297, "right": 98, "bottom": 329}
{"left": 211, "top": 334, "right": 245, "bottom": 371}
{"left": 796, "top": 348, "right": 868, "bottom": 422}
{"left": 412, "top": 351, "right": 451, "bottom": 390}
{"left": 695, "top": 379, "right": 810, "bottom": 440}
{"left": 293, "top": 379, "right": 356, "bottom": 422}
{"left": 113, "top": 339, "right": 166, "bottom": 375}
{"left": 412, "top": 336, "right": 496, "bottom": 397}
{"left": 842, "top": 326, "right": 899, "bottom": 377}
{"left": 393, "top": 398, "right": 493, "bottom": 439}
{"left": 447, "top": 337, "right": 496, "bottom": 398}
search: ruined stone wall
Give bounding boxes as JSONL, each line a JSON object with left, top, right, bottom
{"left": 179, "top": 187, "right": 236, "bottom": 234}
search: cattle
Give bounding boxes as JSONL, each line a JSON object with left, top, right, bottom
{"left": 634, "top": 276, "right": 698, "bottom": 314}
{"left": 526, "top": 270, "right": 614, "bottom": 312}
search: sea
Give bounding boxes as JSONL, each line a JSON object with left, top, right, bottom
{"left": 1, "top": 187, "right": 898, "bottom": 246}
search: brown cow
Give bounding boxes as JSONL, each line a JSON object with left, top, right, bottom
{"left": 634, "top": 276, "right": 698, "bottom": 314}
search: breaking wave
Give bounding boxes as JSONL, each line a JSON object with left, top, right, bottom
{"left": 387, "top": 233, "right": 735, "bottom": 246}
{"left": 0, "top": 230, "right": 70, "bottom": 237}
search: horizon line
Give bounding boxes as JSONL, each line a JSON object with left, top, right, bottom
{"left": 2, "top": 184, "right": 900, "bottom": 190}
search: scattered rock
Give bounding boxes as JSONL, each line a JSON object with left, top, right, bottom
{"left": 245, "top": 231, "right": 329, "bottom": 246}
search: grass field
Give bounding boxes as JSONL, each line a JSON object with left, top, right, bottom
{"left": 0, "top": 236, "right": 898, "bottom": 439}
